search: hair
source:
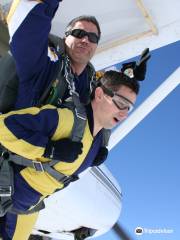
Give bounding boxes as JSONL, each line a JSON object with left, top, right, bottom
{"left": 65, "top": 15, "right": 101, "bottom": 40}
{"left": 91, "top": 70, "right": 139, "bottom": 99}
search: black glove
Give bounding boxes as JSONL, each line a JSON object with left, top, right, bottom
{"left": 121, "top": 48, "right": 151, "bottom": 81}
{"left": 43, "top": 138, "right": 83, "bottom": 162}
{"left": 134, "top": 48, "right": 151, "bottom": 80}
{"left": 92, "top": 147, "right": 108, "bottom": 166}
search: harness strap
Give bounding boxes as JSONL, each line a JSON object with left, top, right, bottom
{"left": 101, "top": 129, "right": 111, "bottom": 147}
{"left": 63, "top": 55, "right": 87, "bottom": 142}
{"left": 39, "top": 54, "right": 87, "bottom": 143}
{"left": 71, "top": 110, "right": 87, "bottom": 142}
{"left": 0, "top": 147, "right": 79, "bottom": 216}
{"left": 0, "top": 154, "right": 14, "bottom": 216}
{"left": 9, "top": 154, "right": 74, "bottom": 186}
{"left": 39, "top": 37, "right": 65, "bottom": 105}
{"left": 10, "top": 199, "right": 45, "bottom": 215}
{"left": 0, "top": 196, "right": 12, "bottom": 217}
{"left": 38, "top": 57, "right": 64, "bottom": 105}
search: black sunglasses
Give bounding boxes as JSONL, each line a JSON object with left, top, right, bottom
{"left": 65, "top": 29, "right": 99, "bottom": 44}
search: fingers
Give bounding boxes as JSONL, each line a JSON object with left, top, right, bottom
{"left": 141, "top": 48, "right": 149, "bottom": 59}
{"left": 139, "top": 48, "right": 151, "bottom": 65}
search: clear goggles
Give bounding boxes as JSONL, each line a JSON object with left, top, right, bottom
{"left": 101, "top": 85, "right": 134, "bottom": 113}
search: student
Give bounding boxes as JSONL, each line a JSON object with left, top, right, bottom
{"left": 0, "top": 68, "right": 139, "bottom": 240}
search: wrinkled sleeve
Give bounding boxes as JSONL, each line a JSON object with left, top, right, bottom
{"left": 0, "top": 105, "right": 59, "bottom": 159}
{"left": 7, "top": 0, "right": 61, "bottom": 77}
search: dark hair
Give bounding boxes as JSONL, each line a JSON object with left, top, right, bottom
{"left": 91, "top": 70, "right": 139, "bottom": 99}
{"left": 65, "top": 15, "right": 101, "bottom": 40}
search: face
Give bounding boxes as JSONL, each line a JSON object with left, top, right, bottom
{"left": 95, "top": 85, "right": 137, "bottom": 129}
{"left": 65, "top": 21, "right": 99, "bottom": 66}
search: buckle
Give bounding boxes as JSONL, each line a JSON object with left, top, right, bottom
{"left": 61, "top": 175, "right": 72, "bottom": 186}
{"left": 69, "top": 88, "right": 76, "bottom": 95}
{"left": 61, "top": 175, "right": 78, "bottom": 186}
{"left": 0, "top": 199, "right": 13, "bottom": 217}
{"left": 32, "top": 161, "right": 44, "bottom": 172}
{"left": 0, "top": 186, "right": 12, "bottom": 197}
{"left": 0, "top": 151, "right": 9, "bottom": 160}
{"left": 71, "top": 175, "right": 79, "bottom": 182}
{"left": 75, "top": 108, "right": 87, "bottom": 121}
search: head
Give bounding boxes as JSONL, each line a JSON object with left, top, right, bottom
{"left": 64, "top": 15, "right": 101, "bottom": 73}
{"left": 91, "top": 70, "right": 139, "bottom": 131}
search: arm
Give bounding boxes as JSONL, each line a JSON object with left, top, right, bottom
{"left": 0, "top": 105, "right": 82, "bottom": 162}
{"left": 7, "top": 0, "right": 62, "bottom": 77}
{"left": 0, "top": 105, "right": 59, "bottom": 159}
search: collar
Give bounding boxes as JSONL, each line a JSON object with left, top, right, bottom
{"left": 85, "top": 103, "right": 94, "bottom": 135}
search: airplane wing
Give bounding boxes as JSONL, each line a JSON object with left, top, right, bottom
{"left": 33, "top": 165, "right": 122, "bottom": 239}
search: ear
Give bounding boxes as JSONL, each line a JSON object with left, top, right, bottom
{"left": 94, "top": 87, "right": 104, "bottom": 102}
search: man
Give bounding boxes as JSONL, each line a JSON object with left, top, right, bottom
{"left": 0, "top": 69, "right": 138, "bottom": 240}
{"left": 7, "top": 0, "right": 100, "bottom": 109}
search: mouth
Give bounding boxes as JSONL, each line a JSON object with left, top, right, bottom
{"left": 75, "top": 46, "right": 89, "bottom": 54}
{"left": 113, "top": 117, "right": 120, "bottom": 123}
{"left": 77, "top": 45, "right": 89, "bottom": 51}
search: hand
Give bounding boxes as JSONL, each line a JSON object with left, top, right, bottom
{"left": 44, "top": 138, "right": 83, "bottom": 162}
{"left": 92, "top": 147, "right": 108, "bottom": 166}
{"left": 134, "top": 48, "right": 151, "bottom": 80}
{"left": 121, "top": 48, "right": 151, "bottom": 81}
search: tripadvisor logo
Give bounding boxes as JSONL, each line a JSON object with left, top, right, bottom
{"left": 135, "top": 227, "right": 143, "bottom": 235}
{"left": 135, "top": 226, "right": 174, "bottom": 235}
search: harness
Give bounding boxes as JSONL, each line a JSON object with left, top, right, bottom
{"left": 0, "top": 38, "right": 110, "bottom": 217}
{"left": 0, "top": 145, "right": 78, "bottom": 217}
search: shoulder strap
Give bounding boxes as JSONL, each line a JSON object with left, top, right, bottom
{"left": 40, "top": 34, "right": 89, "bottom": 143}
{"left": 71, "top": 107, "right": 87, "bottom": 142}
{"left": 38, "top": 56, "right": 64, "bottom": 105}
{"left": 48, "top": 34, "right": 65, "bottom": 55}
{"left": 62, "top": 55, "right": 88, "bottom": 142}
{"left": 101, "top": 129, "right": 111, "bottom": 147}
{"left": 48, "top": 66, "right": 68, "bottom": 106}
{"left": 63, "top": 100, "right": 87, "bottom": 142}
{"left": 38, "top": 36, "right": 65, "bottom": 105}
{"left": 87, "top": 61, "right": 96, "bottom": 95}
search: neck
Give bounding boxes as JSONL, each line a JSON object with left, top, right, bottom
{"left": 91, "top": 102, "right": 102, "bottom": 137}
{"left": 71, "top": 62, "right": 87, "bottom": 76}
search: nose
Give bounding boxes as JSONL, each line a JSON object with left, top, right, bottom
{"left": 81, "top": 35, "right": 89, "bottom": 43}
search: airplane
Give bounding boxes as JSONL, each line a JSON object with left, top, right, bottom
{"left": 0, "top": 1, "right": 179, "bottom": 239}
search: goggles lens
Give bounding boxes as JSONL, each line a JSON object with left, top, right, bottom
{"left": 101, "top": 85, "right": 134, "bottom": 113}
{"left": 65, "top": 29, "right": 99, "bottom": 44}
{"left": 112, "top": 95, "right": 134, "bottom": 113}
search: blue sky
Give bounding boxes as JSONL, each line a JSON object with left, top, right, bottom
{"left": 96, "top": 40, "right": 180, "bottom": 240}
